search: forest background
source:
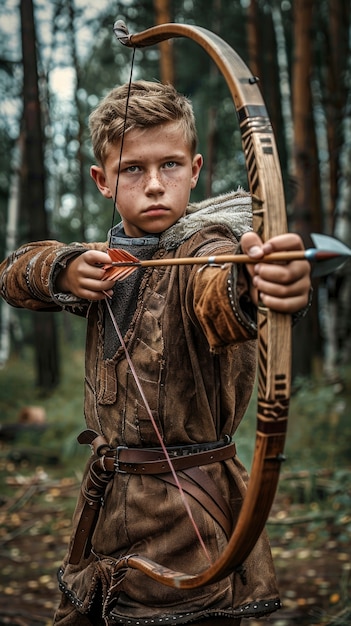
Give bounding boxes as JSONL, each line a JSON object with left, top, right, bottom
{"left": 0, "top": 1, "right": 350, "bottom": 625}
{"left": 1, "top": 0, "right": 351, "bottom": 385}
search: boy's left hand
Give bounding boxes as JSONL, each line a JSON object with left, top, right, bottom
{"left": 240, "top": 232, "right": 311, "bottom": 314}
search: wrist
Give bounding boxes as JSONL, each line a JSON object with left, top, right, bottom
{"left": 55, "top": 267, "right": 70, "bottom": 293}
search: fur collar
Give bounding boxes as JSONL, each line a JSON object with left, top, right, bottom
{"left": 160, "top": 188, "right": 253, "bottom": 250}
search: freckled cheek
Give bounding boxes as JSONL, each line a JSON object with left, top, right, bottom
{"left": 120, "top": 181, "right": 140, "bottom": 198}
{"left": 163, "top": 173, "right": 184, "bottom": 188}
{"left": 117, "top": 184, "right": 139, "bottom": 213}
{"left": 165, "top": 179, "right": 178, "bottom": 189}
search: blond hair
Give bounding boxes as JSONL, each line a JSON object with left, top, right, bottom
{"left": 89, "top": 80, "right": 198, "bottom": 167}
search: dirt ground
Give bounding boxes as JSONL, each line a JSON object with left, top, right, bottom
{"left": 0, "top": 456, "right": 350, "bottom": 626}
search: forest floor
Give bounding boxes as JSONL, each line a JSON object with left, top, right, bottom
{"left": 0, "top": 343, "right": 350, "bottom": 625}
{"left": 0, "top": 442, "right": 350, "bottom": 626}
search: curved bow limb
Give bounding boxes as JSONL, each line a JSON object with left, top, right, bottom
{"left": 113, "top": 20, "right": 291, "bottom": 589}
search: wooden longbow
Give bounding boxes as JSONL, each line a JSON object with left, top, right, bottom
{"left": 109, "top": 20, "right": 291, "bottom": 589}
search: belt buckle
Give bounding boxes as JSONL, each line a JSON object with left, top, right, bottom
{"left": 114, "top": 446, "right": 128, "bottom": 473}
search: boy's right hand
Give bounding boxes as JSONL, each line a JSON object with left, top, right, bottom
{"left": 56, "top": 250, "right": 115, "bottom": 300}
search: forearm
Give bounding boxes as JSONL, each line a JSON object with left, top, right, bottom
{"left": 0, "top": 240, "right": 105, "bottom": 311}
{"left": 193, "top": 261, "right": 257, "bottom": 351}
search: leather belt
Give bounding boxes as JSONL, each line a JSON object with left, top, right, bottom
{"left": 69, "top": 432, "right": 236, "bottom": 565}
{"left": 103, "top": 440, "right": 236, "bottom": 474}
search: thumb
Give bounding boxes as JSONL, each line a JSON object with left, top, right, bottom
{"left": 240, "top": 232, "right": 269, "bottom": 258}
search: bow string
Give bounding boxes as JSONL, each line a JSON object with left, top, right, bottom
{"left": 109, "top": 20, "right": 291, "bottom": 589}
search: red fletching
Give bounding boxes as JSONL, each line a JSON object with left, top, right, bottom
{"left": 102, "top": 248, "right": 140, "bottom": 281}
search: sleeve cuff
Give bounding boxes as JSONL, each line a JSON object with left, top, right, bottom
{"left": 48, "top": 246, "right": 90, "bottom": 310}
{"left": 292, "top": 287, "right": 313, "bottom": 325}
{"left": 228, "top": 263, "right": 257, "bottom": 337}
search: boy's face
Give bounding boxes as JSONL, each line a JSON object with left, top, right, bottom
{"left": 91, "top": 121, "right": 203, "bottom": 238}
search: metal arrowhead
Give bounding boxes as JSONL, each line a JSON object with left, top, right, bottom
{"left": 309, "top": 233, "right": 351, "bottom": 277}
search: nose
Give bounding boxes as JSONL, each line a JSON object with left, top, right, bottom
{"left": 144, "top": 168, "right": 165, "bottom": 195}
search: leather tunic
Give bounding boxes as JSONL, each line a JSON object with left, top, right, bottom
{"left": 0, "top": 191, "right": 281, "bottom": 624}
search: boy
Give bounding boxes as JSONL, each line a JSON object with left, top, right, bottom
{"left": 0, "top": 80, "right": 311, "bottom": 625}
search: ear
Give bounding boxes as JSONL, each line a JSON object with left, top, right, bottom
{"left": 90, "top": 165, "right": 113, "bottom": 198}
{"left": 191, "top": 153, "right": 203, "bottom": 189}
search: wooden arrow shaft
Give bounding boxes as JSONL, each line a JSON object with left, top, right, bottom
{"left": 108, "top": 250, "right": 308, "bottom": 268}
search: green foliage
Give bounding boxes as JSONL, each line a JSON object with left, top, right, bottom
{"left": 2, "top": 344, "right": 350, "bottom": 482}
{"left": 287, "top": 376, "right": 351, "bottom": 470}
{"left": 0, "top": 313, "right": 88, "bottom": 470}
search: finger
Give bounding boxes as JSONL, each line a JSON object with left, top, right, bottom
{"left": 254, "top": 271, "right": 311, "bottom": 313}
{"left": 75, "top": 275, "right": 115, "bottom": 300}
{"left": 76, "top": 257, "right": 114, "bottom": 282}
{"left": 83, "top": 249, "right": 112, "bottom": 265}
{"left": 253, "top": 259, "right": 311, "bottom": 285}
{"left": 242, "top": 233, "right": 306, "bottom": 259}
{"left": 79, "top": 250, "right": 112, "bottom": 278}
{"left": 253, "top": 274, "right": 309, "bottom": 299}
{"left": 263, "top": 233, "right": 305, "bottom": 252}
{"left": 258, "top": 291, "right": 309, "bottom": 314}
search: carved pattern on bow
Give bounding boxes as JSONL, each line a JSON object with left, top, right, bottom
{"left": 109, "top": 20, "right": 291, "bottom": 589}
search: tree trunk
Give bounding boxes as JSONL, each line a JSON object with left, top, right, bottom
{"left": 153, "top": 0, "right": 174, "bottom": 84}
{"left": 20, "top": 0, "right": 60, "bottom": 391}
{"left": 325, "top": 0, "right": 349, "bottom": 234}
{"left": 67, "top": 0, "right": 87, "bottom": 242}
{"left": 0, "top": 137, "right": 23, "bottom": 367}
{"left": 246, "top": 0, "right": 262, "bottom": 81}
{"left": 291, "top": 0, "right": 322, "bottom": 377}
{"left": 324, "top": 5, "right": 351, "bottom": 383}
{"left": 291, "top": 0, "right": 321, "bottom": 235}
{"left": 271, "top": 0, "right": 293, "bottom": 177}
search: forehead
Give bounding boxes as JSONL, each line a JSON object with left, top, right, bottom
{"left": 106, "top": 121, "right": 191, "bottom": 162}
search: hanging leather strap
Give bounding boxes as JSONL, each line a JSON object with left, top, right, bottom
{"left": 68, "top": 456, "right": 113, "bottom": 565}
{"left": 155, "top": 466, "right": 233, "bottom": 538}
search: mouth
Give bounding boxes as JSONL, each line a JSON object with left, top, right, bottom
{"left": 143, "top": 206, "right": 169, "bottom": 217}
